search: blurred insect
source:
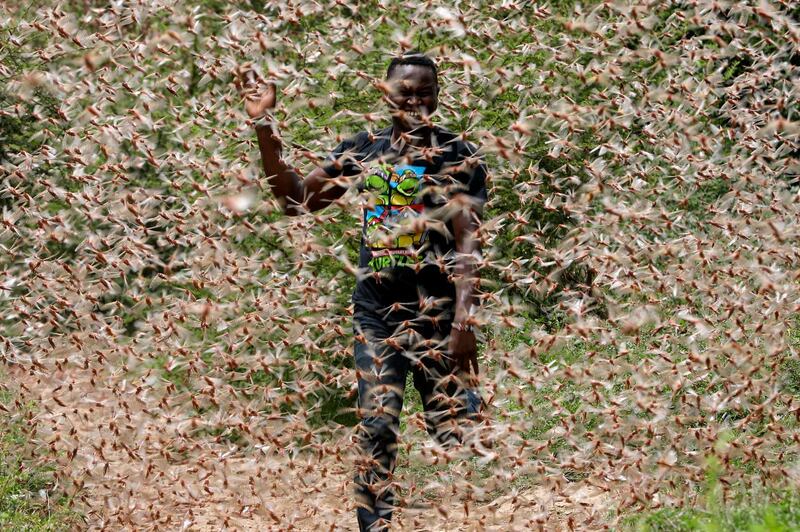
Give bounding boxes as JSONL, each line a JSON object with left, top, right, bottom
{"left": 1, "top": 0, "right": 798, "bottom": 529}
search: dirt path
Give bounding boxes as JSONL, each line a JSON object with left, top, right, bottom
{"left": 13, "top": 358, "right": 614, "bottom": 531}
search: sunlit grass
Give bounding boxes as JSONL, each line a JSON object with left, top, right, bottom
{"left": 0, "top": 387, "right": 79, "bottom": 531}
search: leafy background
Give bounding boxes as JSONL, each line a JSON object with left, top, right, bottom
{"left": 1, "top": 0, "right": 799, "bottom": 529}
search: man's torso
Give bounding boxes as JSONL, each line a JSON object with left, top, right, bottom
{"left": 322, "top": 125, "right": 487, "bottom": 312}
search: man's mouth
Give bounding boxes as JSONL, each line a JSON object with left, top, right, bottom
{"left": 392, "top": 108, "right": 433, "bottom": 130}
{"left": 399, "top": 109, "right": 429, "bottom": 124}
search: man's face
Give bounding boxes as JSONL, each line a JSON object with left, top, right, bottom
{"left": 385, "top": 64, "right": 439, "bottom": 131}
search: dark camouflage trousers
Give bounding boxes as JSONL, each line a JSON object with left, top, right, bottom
{"left": 352, "top": 302, "right": 480, "bottom": 532}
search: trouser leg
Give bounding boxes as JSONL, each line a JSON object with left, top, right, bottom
{"left": 411, "top": 287, "right": 482, "bottom": 445}
{"left": 353, "top": 314, "right": 409, "bottom": 532}
{"left": 411, "top": 330, "right": 482, "bottom": 448}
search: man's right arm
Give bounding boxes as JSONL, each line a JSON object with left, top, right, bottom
{"left": 254, "top": 122, "right": 347, "bottom": 216}
{"left": 236, "top": 66, "right": 347, "bottom": 216}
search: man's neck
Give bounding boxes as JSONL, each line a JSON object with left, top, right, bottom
{"left": 390, "top": 123, "right": 435, "bottom": 153}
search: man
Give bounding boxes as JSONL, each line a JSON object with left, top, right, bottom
{"left": 236, "top": 51, "right": 487, "bottom": 531}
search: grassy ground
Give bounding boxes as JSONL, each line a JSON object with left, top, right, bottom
{"left": 2, "top": 0, "right": 798, "bottom": 528}
{"left": 627, "top": 492, "right": 800, "bottom": 532}
{"left": 0, "top": 389, "right": 78, "bottom": 531}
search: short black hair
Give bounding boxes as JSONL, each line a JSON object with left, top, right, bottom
{"left": 386, "top": 51, "right": 438, "bottom": 82}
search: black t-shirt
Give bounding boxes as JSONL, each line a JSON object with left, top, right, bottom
{"left": 321, "top": 125, "right": 488, "bottom": 313}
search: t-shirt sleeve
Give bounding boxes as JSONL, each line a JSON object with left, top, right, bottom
{"left": 320, "top": 133, "right": 367, "bottom": 178}
{"left": 452, "top": 142, "right": 488, "bottom": 206}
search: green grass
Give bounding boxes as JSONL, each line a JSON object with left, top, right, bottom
{"left": 628, "top": 492, "right": 800, "bottom": 532}
{"left": 2, "top": 0, "right": 798, "bottom": 529}
{"left": 0, "top": 390, "right": 79, "bottom": 531}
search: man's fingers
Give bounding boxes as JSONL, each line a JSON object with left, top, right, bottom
{"left": 470, "top": 355, "right": 479, "bottom": 376}
{"left": 259, "top": 84, "right": 277, "bottom": 110}
{"left": 233, "top": 64, "right": 249, "bottom": 83}
{"left": 463, "top": 355, "right": 478, "bottom": 377}
{"left": 234, "top": 67, "right": 276, "bottom": 117}
{"left": 245, "top": 70, "right": 260, "bottom": 86}
{"left": 233, "top": 65, "right": 261, "bottom": 91}
{"left": 453, "top": 352, "right": 478, "bottom": 376}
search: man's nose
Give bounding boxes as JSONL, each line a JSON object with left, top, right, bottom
{"left": 406, "top": 96, "right": 420, "bottom": 107}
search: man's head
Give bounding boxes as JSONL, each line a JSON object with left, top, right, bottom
{"left": 385, "top": 51, "right": 439, "bottom": 131}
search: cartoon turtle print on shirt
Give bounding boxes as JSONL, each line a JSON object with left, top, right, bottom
{"left": 363, "top": 163, "right": 427, "bottom": 270}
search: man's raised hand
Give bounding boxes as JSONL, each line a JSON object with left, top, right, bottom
{"left": 234, "top": 64, "right": 276, "bottom": 119}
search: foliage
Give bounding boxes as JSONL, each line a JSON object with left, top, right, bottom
{"left": 629, "top": 490, "right": 800, "bottom": 532}
{"left": 0, "top": 0, "right": 798, "bottom": 528}
{"left": 0, "top": 387, "right": 78, "bottom": 530}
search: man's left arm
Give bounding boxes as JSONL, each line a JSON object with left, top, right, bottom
{"left": 450, "top": 197, "right": 482, "bottom": 376}
{"left": 447, "top": 146, "right": 487, "bottom": 377}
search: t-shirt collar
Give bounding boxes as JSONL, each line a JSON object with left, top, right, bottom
{"left": 386, "top": 124, "right": 442, "bottom": 158}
